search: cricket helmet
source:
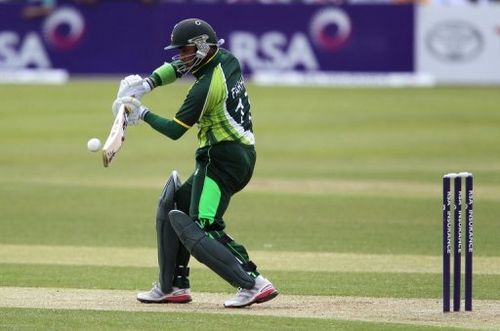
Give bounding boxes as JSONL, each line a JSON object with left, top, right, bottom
{"left": 165, "top": 18, "right": 218, "bottom": 50}
{"left": 165, "top": 18, "right": 221, "bottom": 75}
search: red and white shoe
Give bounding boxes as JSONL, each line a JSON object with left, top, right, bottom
{"left": 137, "top": 282, "right": 192, "bottom": 303}
{"left": 224, "top": 275, "right": 278, "bottom": 308}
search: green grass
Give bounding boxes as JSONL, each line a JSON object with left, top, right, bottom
{"left": 1, "top": 182, "right": 499, "bottom": 256}
{"left": 0, "top": 308, "right": 451, "bottom": 331}
{"left": 1, "top": 81, "right": 499, "bottom": 330}
{"left": 2, "top": 264, "right": 500, "bottom": 300}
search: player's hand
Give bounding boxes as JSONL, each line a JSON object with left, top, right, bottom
{"left": 116, "top": 74, "right": 152, "bottom": 100}
{"left": 112, "top": 96, "right": 149, "bottom": 126}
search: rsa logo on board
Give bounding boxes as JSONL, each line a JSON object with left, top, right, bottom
{"left": 229, "top": 7, "right": 352, "bottom": 72}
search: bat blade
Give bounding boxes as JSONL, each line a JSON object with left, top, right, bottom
{"left": 102, "top": 104, "right": 128, "bottom": 167}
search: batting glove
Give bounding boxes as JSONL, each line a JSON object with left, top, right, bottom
{"left": 112, "top": 96, "right": 149, "bottom": 126}
{"left": 116, "top": 74, "right": 152, "bottom": 100}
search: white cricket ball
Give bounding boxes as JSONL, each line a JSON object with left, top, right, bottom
{"left": 87, "top": 138, "right": 101, "bottom": 152}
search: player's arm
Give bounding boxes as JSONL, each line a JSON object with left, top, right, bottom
{"left": 143, "top": 113, "right": 188, "bottom": 140}
{"left": 143, "top": 80, "right": 206, "bottom": 140}
{"left": 146, "top": 61, "right": 183, "bottom": 88}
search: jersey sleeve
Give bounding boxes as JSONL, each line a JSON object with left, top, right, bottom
{"left": 143, "top": 112, "right": 187, "bottom": 140}
{"left": 173, "top": 80, "right": 209, "bottom": 128}
{"left": 148, "top": 61, "right": 182, "bottom": 87}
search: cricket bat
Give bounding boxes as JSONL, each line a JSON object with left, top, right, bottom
{"left": 102, "top": 104, "right": 129, "bottom": 167}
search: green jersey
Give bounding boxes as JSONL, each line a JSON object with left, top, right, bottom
{"left": 173, "top": 48, "right": 254, "bottom": 148}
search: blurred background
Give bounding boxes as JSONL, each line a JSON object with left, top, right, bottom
{"left": 1, "top": 4, "right": 500, "bottom": 326}
{"left": 1, "top": 0, "right": 500, "bottom": 86}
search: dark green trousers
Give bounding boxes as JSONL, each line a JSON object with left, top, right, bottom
{"left": 175, "top": 141, "right": 259, "bottom": 280}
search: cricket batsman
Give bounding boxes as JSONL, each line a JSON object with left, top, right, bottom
{"left": 112, "top": 18, "right": 278, "bottom": 308}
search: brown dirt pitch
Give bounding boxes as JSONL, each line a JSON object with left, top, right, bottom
{"left": 0, "top": 287, "right": 499, "bottom": 330}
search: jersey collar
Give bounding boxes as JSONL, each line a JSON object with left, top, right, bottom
{"left": 192, "top": 48, "right": 220, "bottom": 79}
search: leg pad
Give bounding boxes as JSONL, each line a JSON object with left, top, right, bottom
{"left": 156, "top": 171, "right": 183, "bottom": 293}
{"left": 169, "top": 210, "right": 255, "bottom": 289}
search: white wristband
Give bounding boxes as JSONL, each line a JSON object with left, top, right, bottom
{"left": 139, "top": 107, "right": 150, "bottom": 120}
{"left": 142, "top": 80, "right": 152, "bottom": 93}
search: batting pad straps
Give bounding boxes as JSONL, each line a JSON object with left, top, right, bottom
{"left": 210, "top": 232, "right": 258, "bottom": 274}
{"left": 174, "top": 266, "right": 190, "bottom": 279}
{"left": 242, "top": 261, "right": 257, "bottom": 273}
{"left": 215, "top": 234, "right": 233, "bottom": 245}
